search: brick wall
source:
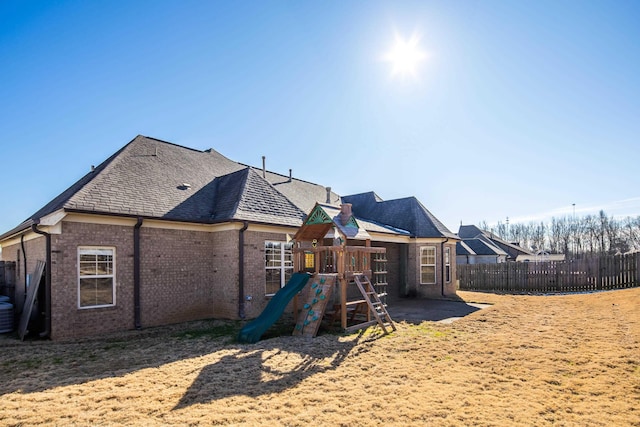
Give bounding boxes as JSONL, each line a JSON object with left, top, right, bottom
{"left": 1, "top": 221, "right": 298, "bottom": 340}
{"left": 406, "top": 241, "right": 459, "bottom": 299}
{"left": 50, "top": 221, "right": 135, "bottom": 340}
{"left": 209, "top": 229, "right": 240, "bottom": 319}
{"left": 139, "top": 226, "right": 220, "bottom": 327}
{"left": 443, "top": 242, "right": 458, "bottom": 297}
{"left": 241, "top": 230, "right": 292, "bottom": 319}
{"left": 2, "top": 220, "right": 457, "bottom": 340}
{"left": 372, "top": 242, "right": 406, "bottom": 302}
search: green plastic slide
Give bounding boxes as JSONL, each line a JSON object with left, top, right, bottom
{"left": 237, "top": 272, "right": 311, "bottom": 343}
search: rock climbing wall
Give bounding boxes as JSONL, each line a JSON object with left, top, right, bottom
{"left": 292, "top": 274, "right": 336, "bottom": 337}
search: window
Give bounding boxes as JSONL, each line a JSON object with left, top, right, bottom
{"left": 265, "top": 241, "right": 293, "bottom": 295}
{"left": 304, "top": 251, "right": 315, "bottom": 271}
{"left": 445, "top": 247, "right": 451, "bottom": 283}
{"left": 420, "top": 246, "right": 436, "bottom": 284}
{"left": 78, "top": 247, "right": 115, "bottom": 308}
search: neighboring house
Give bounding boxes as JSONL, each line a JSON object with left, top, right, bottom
{"left": 457, "top": 225, "right": 534, "bottom": 263}
{"left": 456, "top": 238, "right": 508, "bottom": 265}
{"left": 0, "top": 135, "right": 459, "bottom": 340}
{"left": 515, "top": 253, "right": 566, "bottom": 262}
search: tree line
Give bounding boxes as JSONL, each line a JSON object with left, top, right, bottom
{"left": 479, "top": 210, "right": 640, "bottom": 258}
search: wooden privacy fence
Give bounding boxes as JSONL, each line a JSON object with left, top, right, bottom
{"left": 0, "top": 261, "right": 16, "bottom": 301}
{"left": 457, "top": 252, "right": 640, "bottom": 293}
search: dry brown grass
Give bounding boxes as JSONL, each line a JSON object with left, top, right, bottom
{"left": 1, "top": 288, "right": 639, "bottom": 426}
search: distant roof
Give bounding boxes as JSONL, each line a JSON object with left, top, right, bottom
{"left": 456, "top": 241, "right": 475, "bottom": 256}
{"left": 342, "top": 192, "right": 458, "bottom": 239}
{"left": 460, "top": 238, "right": 508, "bottom": 256}
{"left": 458, "top": 224, "right": 534, "bottom": 257}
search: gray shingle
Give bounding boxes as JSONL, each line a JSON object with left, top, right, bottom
{"left": 343, "top": 192, "right": 457, "bottom": 239}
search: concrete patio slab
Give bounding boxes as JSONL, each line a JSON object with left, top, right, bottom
{"left": 386, "top": 298, "right": 492, "bottom": 324}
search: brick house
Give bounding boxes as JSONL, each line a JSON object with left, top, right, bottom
{"left": 0, "top": 135, "right": 459, "bottom": 340}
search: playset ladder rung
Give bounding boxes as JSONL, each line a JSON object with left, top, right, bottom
{"left": 353, "top": 274, "right": 396, "bottom": 334}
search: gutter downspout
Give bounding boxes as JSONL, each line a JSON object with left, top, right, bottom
{"left": 134, "top": 217, "right": 143, "bottom": 330}
{"left": 31, "top": 222, "right": 51, "bottom": 338}
{"left": 20, "top": 234, "right": 27, "bottom": 307}
{"left": 238, "top": 221, "right": 249, "bottom": 319}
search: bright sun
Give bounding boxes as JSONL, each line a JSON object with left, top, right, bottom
{"left": 383, "top": 32, "right": 427, "bottom": 79}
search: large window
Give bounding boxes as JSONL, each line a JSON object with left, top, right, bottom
{"left": 420, "top": 246, "right": 436, "bottom": 284}
{"left": 78, "top": 247, "right": 115, "bottom": 308}
{"left": 265, "top": 241, "right": 293, "bottom": 295}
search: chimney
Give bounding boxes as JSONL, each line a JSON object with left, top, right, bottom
{"left": 340, "top": 203, "right": 352, "bottom": 226}
{"left": 325, "top": 187, "right": 332, "bottom": 204}
{"left": 289, "top": 169, "right": 292, "bottom": 182}
{"left": 262, "top": 156, "right": 266, "bottom": 178}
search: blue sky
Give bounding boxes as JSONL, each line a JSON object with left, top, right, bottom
{"left": 1, "top": 0, "right": 639, "bottom": 235}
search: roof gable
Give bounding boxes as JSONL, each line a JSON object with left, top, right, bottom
{"left": 232, "top": 168, "right": 306, "bottom": 225}
{"left": 294, "top": 203, "right": 372, "bottom": 241}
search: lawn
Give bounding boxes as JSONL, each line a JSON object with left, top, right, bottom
{"left": 1, "top": 288, "right": 639, "bottom": 426}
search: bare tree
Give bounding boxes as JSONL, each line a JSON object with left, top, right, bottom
{"left": 475, "top": 211, "right": 639, "bottom": 256}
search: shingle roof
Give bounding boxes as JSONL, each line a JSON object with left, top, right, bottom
{"left": 458, "top": 224, "right": 534, "bottom": 258}
{"left": 462, "top": 238, "right": 508, "bottom": 256}
{"left": 456, "top": 241, "right": 475, "bottom": 256}
{"left": 212, "top": 168, "right": 305, "bottom": 226}
{"left": 1, "top": 136, "right": 335, "bottom": 236}
{"left": 65, "top": 135, "right": 245, "bottom": 220}
{"left": 1, "top": 135, "right": 453, "bottom": 242}
{"left": 252, "top": 169, "right": 341, "bottom": 213}
{"left": 457, "top": 225, "right": 484, "bottom": 239}
{"left": 342, "top": 192, "right": 458, "bottom": 239}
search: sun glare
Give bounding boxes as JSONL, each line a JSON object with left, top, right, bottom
{"left": 383, "top": 32, "right": 427, "bottom": 79}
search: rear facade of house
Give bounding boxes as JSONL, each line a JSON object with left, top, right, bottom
{"left": 0, "top": 136, "right": 458, "bottom": 340}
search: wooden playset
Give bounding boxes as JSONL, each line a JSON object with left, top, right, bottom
{"left": 291, "top": 203, "right": 396, "bottom": 337}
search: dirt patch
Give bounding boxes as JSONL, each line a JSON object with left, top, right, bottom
{"left": 1, "top": 288, "right": 639, "bottom": 426}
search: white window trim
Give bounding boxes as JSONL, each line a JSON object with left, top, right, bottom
{"left": 78, "top": 246, "right": 116, "bottom": 309}
{"left": 420, "top": 246, "right": 437, "bottom": 285}
{"left": 265, "top": 241, "right": 293, "bottom": 296}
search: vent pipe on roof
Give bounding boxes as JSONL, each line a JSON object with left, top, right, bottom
{"left": 262, "top": 156, "right": 266, "bottom": 178}
{"left": 289, "top": 169, "right": 292, "bottom": 182}
{"left": 325, "top": 187, "right": 331, "bottom": 204}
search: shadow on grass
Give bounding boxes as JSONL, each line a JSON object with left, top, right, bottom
{"left": 172, "top": 328, "right": 373, "bottom": 410}
{"left": 0, "top": 317, "right": 375, "bottom": 399}
{"left": 0, "top": 319, "right": 243, "bottom": 395}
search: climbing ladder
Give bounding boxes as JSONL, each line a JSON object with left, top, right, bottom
{"left": 353, "top": 274, "right": 396, "bottom": 334}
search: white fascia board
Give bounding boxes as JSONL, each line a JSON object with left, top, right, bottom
{"left": 1, "top": 229, "right": 46, "bottom": 248}
{"left": 39, "top": 209, "right": 67, "bottom": 227}
{"left": 367, "top": 232, "right": 412, "bottom": 244}
{"left": 63, "top": 213, "right": 298, "bottom": 234}
{"left": 413, "top": 237, "right": 460, "bottom": 244}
